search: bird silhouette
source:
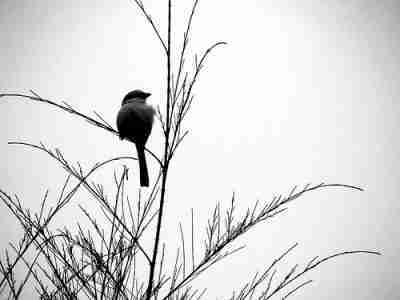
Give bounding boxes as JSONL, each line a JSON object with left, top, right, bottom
{"left": 117, "top": 90, "right": 155, "bottom": 187}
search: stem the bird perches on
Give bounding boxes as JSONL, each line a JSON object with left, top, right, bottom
{"left": 145, "top": 0, "right": 172, "bottom": 298}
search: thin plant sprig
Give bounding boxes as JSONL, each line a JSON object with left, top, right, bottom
{"left": 159, "top": 183, "right": 374, "bottom": 299}
{"left": 128, "top": 1, "right": 226, "bottom": 298}
{"left": 0, "top": 90, "right": 162, "bottom": 167}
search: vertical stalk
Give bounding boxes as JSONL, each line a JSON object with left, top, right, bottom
{"left": 145, "top": 0, "right": 172, "bottom": 299}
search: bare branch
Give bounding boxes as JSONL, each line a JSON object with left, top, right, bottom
{"left": 0, "top": 91, "right": 163, "bottom": 166}
{"left": 130, "top": 0, "right": 168, "bottom": 53}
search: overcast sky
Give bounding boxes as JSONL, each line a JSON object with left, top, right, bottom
{"left": 1, "top": 0, "right": 399, "bottom": 299}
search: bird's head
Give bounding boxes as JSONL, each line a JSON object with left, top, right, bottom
{"left": 121, "top": 89, "right": 151, "bottom": 105}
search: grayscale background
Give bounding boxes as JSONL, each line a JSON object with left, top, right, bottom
{"left": 1, "top": 0, "right": 399, "bottom": 299}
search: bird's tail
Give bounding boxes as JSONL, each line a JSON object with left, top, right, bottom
{"left": 135, "top": 144, "right": 149, "bottom": 187}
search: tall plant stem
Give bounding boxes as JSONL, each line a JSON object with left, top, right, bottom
{"left": 145, "top": 0, "right": 172, "bottom": 299}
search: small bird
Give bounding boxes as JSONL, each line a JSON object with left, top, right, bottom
{"left": 117, "top": 90, "right": 155, "bottom": 187}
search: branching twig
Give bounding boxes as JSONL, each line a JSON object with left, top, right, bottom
{"left": 0, "top": 91, "right": 163, "bottom": 167}
{"left": 130, "top": 0, "right": 168, "bottom": 53}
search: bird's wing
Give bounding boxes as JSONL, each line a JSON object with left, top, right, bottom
{"left": 116, "top": 104, "right": 154, "bottom": 144}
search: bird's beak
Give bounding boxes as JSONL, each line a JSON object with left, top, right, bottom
{"left": 145, "top": 92, "right": 152, "bottom": 98}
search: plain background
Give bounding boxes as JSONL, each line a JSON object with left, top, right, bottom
{"left": 1, "top": 0, "right": 399, "bottom": 299}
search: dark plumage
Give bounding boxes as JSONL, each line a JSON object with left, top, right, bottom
{"left": 122, "top": 90, "right": 151, "bottom": 105}
{"left": 117, "top": 90, "right": 154, "bottom": 187}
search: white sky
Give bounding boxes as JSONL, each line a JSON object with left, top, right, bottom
{"left": 1, "top": 0, "right": 399, "bottom": 299}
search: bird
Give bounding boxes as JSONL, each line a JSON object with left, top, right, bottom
{"left": 117, "top": 89, "right": 155, "bottom": 187}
